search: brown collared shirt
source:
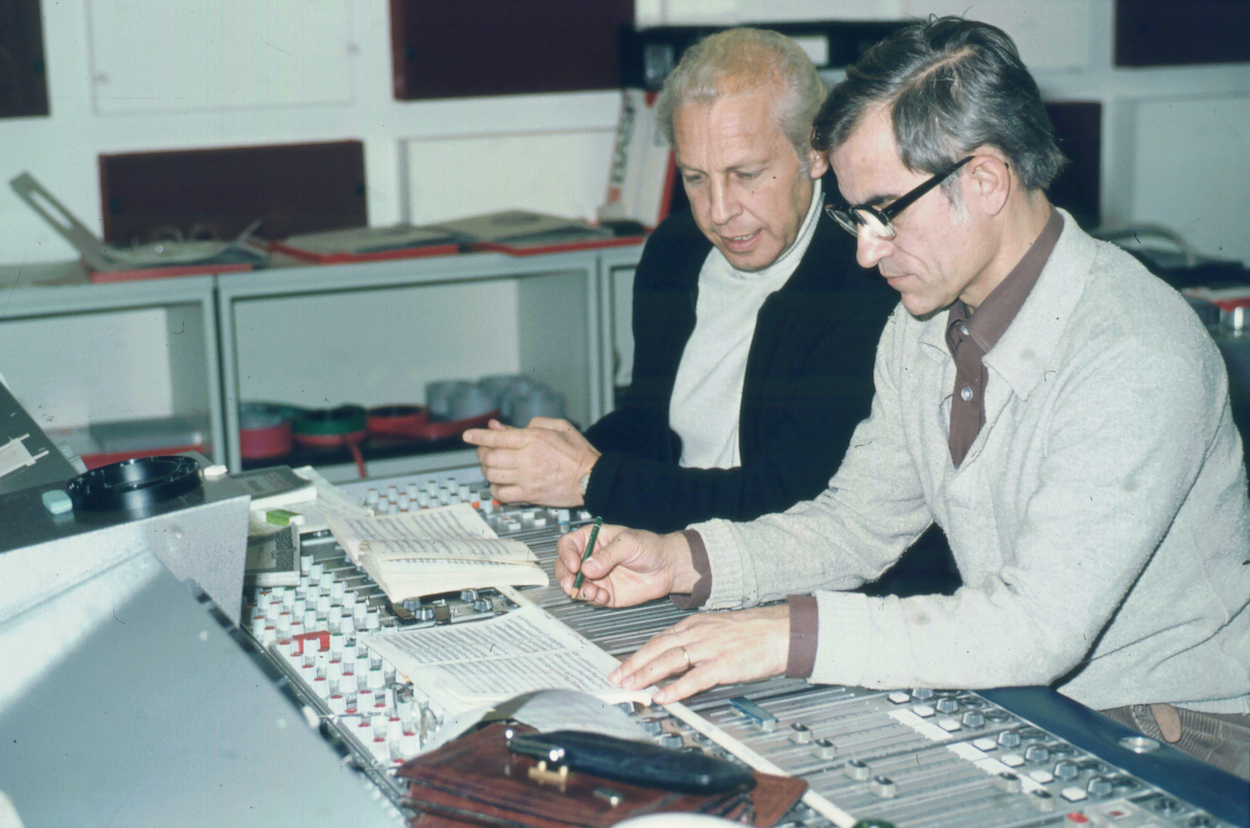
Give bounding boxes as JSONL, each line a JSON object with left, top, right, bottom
{"left": 946, "top": 208, "right": 1063, "bottom": 466}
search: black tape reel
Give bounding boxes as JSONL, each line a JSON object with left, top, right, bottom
{"left": 67, "top": 455, "right": 202, "bottom": 513}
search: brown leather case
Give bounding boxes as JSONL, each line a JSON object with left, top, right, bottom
{"left": 397, "top": 723, "right": 806, "bottom": 828}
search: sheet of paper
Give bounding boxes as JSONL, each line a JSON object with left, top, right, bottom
{"left": 417, "top": 703, "right": 496, "bottom": 754}
{"left": 364, "top": 604, "right": 652, "bottom": 716}
{"left": 329, "top": 503, "right": 533, "bottom": 565}
{"left": 498, "top": 689, "right": 653, "bottom": 741}
{"left": 357, "top": 557, "right": 548, "bottom": 600}
{"left": 415, "top": 689, "right": 652, "bottom": 756}
{"left": 362, "top": 537, "right": 532, "bottom": 562}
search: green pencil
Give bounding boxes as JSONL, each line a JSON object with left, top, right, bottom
{"left": 572, "top": 516, "right": 603, "bottom": 592}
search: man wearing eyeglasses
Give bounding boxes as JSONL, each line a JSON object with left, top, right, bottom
{"left": 555, "top": 17, "right": 1250, "bottom": 778}
{"left": 465, "top": 29, "right": 902, "bottom": 538}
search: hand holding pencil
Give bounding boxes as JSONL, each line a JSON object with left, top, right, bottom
{"left": 553, "top": 522, "right": 702, "bottom": 608}
{"left": 571, "top": 516, "right": 603, "bottom": 591}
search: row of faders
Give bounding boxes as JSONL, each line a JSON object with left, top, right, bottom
{"left": 245, "top": 466, "right": 1246, "bottom": 828}
{"left": 241, "top": 467, "right": 601, "bottom": 815}
{"left": 246, "top": 540, "right": 428, "bottom": 782}
{"left": 679, "top": 681, "right": 1239, "bottom": 828}
{"left": 358, "top": 474, "right": 584, "bottom": 536}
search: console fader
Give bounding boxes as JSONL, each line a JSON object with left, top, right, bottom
{"left": 242, "top": 464, "right": 1248, "bottom": 828}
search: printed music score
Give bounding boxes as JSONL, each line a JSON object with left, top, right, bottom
{"left": 364, "top": 603, "right": 653, "bottom": 718}
{"left": 328, "top": 503, "right": 548, "bottom": 601}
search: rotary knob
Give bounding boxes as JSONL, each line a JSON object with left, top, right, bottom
{"left": 911, "top": 688, "right": 935, "bottom": 700}
{"left": 935, "top": 697, "right": 960, "bottom": 714}
{"left": 997, "top": 730, "right": 1022, "bottom": 748}
{"left": 1054, "top": 761, "right": 1079, "bottom": 780}
{"left": 961, "top": 711, "right": 986, "bottom": 728}
{"left": 1025, "top": 744, "right": 1050, "bottom": 763}
{"left": 1087, "top": 777, "right": 1113, "bottom": 798}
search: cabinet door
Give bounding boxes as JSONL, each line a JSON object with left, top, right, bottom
{"left": 404, "top": 130, "right": 618, "bottom": 227}
{"left": 88, "top": 0, "right": 356, "bottom": 115}
{"left": 637, "top": 0, "right": 902, "bottom": 25}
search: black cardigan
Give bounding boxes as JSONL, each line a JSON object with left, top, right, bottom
{"left": 582, "top": 206, "right": 899, "bottom": 534}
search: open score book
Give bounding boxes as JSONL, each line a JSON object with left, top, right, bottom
{"left": 363, "top": 602, "right": 654, "bottom": 719}
{"left": 327, "top": 503, "right": 548, "bottom": 602}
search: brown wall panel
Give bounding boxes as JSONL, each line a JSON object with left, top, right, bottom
{"left": 99, "top": 141, "right": 367, "bottom": 245}
{"left": 1045, "top": 101, "right": 1102, "bottom": 230}
{"left": 0, "top": 0, "right": 49, "bottom": 118}
{"left": 391, "top": 0, "right": 634, "bottom": 100}
{"left": 1116, "top": 0, "right": 1250, "bottom": 66}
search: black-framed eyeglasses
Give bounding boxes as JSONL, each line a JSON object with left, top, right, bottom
{"left": 825, "top": 156, "right": 974, "bottom": 241}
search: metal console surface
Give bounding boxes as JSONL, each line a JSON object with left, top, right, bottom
{"left": 0, "top": 558, "right": 403, "bottom": 828}
{"left": 0, "top": 449, "right": 401, "bottom": 827}
{"left": 244, "top": 464, "right": 1248, "bottom": 828}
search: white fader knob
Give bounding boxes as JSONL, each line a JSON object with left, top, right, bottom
{"left": 869, "top": 775, "right": 897, "bottom": 798}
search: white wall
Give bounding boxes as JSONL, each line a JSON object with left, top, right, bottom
{"left": 1, "top": 0, "right": 1248, "bottom": 433}
{"left": 1, "top": 0, "right": 1247, "bottom": 267}
{"left": 645, "top": 0, "right": 1250, "bottom": 264}
{"left": 0, "top": 0, "right": 621, "bottom": 267}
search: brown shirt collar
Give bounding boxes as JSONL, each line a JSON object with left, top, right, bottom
{"left": 951, "top": 206, "right": 1065, "bottom": 349}
{"left": 945, "top": 207, "right": 1063, "bottom": 466}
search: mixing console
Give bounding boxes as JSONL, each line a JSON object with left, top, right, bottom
{"left": 242, "top": 464, "right": 1248, "bottom": 828}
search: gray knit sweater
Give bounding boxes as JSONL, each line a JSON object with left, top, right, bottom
{"left": 694, "top": 211, "right": 1250, "bottom": 713}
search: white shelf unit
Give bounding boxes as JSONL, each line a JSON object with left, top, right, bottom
{"left": 0, "top": 265, "right": 224, "bottom": 465}
{"left": 597, "top": 245, "right": 643, "bottom": 401}
{"left": 0, "top": 246, "right": 643, "bottom": 482}
{"left": 217, "top": 247, "right": 643, "bottom": 479}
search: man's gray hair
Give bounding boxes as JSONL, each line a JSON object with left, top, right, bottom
{"left": 656, "top": 28, "right": 826, "bottom": 167}
{"left": 812, "top": 16, "right": 1067, "bottom": 193}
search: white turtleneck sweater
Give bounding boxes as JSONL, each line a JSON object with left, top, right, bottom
{"left": 669, "top": 179, "right": 823, "bottom": 469}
